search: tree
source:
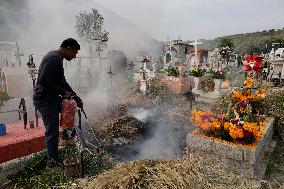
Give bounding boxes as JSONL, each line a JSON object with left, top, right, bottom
{"left": 75, "top": 8, "right": 109, "bottom": 58}
{"left": 218, "top": 37, "right": 234, "bottom": 50}
{"left": 218, "top": 38, "right": 234, "bottom": 64}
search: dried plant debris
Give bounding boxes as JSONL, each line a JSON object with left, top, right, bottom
{"left": 96, "top": 115, "right": 145, "bottom": 145}
{"left": 81, "top": 158, "right": 262, "bottom": 189}
{"left": 87, "top": 104, "right": 148, "bottom": 152}
{"left": 123, "top": 77, "right": 177, "bottom": 107}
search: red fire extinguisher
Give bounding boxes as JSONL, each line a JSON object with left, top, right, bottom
{"left": 60, "top": 98, "right": 77, "bottom": 129}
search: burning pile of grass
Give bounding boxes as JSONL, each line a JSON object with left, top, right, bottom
{"left": 89, "top": 104, "right": 147, "bottom": 151}
{"left": 96, "top": 115, "right": 144, "bottom": 145}
{"left": 82, "top": 157, "right": 261, "bottom": 189}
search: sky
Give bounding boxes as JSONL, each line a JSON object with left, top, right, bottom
{"left": 94, "top": 0, "right": 284, "bottom": 41}
{"left": 1, "top": 0, "right": 284, "bottom": 55}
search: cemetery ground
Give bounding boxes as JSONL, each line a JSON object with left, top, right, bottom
{"left": 4, "top": 104, "right": 284, "bottom": 188}
{"left": 2, "top": 68, "right": 284, "bottom": 189}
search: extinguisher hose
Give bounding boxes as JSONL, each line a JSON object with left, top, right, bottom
{"left": 81, "top": 108, "right": 102, "bottom": 146}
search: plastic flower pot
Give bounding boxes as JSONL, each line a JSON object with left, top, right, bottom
{"left": 193, "top": 77, "right": 200, "bottom": 89}
{"left": 214, "top": 79, "right": 222, "bottom": 91}
{"left": 222, "top": 80, "right": 230, "bottom": 89}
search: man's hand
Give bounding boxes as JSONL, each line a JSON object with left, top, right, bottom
{"left": 63, "top": 91, "right": 72, "bottom": 98}
{"left": 77, "top": 99, "right": 83, "bottom": 109}
{"left": 73, "top": 95, "right": 83, "bottom": 109}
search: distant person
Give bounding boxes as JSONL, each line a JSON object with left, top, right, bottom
{"left": 33, "top": 38, "right": 83, "bottom": 169}
{"left": 237, "top": 53, "right": 243, "bottom": 68}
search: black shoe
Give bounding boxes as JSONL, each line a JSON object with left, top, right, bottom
{"left": 47, "top": 160, "right": 64, "bottom": 170}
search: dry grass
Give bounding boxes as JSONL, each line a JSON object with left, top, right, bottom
{"left": 81, "top": 157, "right": 261, "bottom": 189}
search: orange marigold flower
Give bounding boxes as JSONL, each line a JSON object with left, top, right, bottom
{"left": 224, "top": 122, "right": 232, "bottom": 130}
{"left": 255, "top": 131, "right": 263, "bottom": 138}
{"left": 229, "top": 125, "right": 244, "bottom": 139}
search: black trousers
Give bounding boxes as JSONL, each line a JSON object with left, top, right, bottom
{"left": 33, "top": 95, "right": 61, "bottom": 166}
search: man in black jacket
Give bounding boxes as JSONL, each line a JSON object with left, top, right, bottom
{"left": 33, "top": 38, "right": 83, "bottom": 168}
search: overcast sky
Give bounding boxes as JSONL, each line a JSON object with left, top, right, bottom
{"left": 94, "top": 0, "right": 284, "bottom": 41}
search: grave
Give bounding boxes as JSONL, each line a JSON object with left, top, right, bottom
{"left": 163, "top": 64, "right": 192, "bottom": 94}
{"left": 0, "top": 119, "right": 45, "bottom": 164}
{"left": 186, "top": 118, "right": 275, "bottom": 179}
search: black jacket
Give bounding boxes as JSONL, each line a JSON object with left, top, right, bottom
{"left": 33, "top": 50, "right": 81, "bottom": 103}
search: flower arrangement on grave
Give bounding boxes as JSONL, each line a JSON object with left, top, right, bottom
{"left": 191, "top": 65, "right": 206, "bottom": 77}
{"left": 199, "top": 76, "right": 215, "bottom": 93}
{"left": 231, "top": 76, "right": 266, "bottom": 102}
{"left": 165, "top": 66, "right": 179, "bottom": 77}
{"left": 190, "top": 76, "right": 269, "bottom": 144}
{"left": 219, "top": 46, "right": 232, "bottom": 64}
{"left": 242, "top": 54, "right": 264, "bottom": 75}
{"left": 190, "top": 109, "right": 267, "bottom": 144}
{"left": 209, "top": 67, "right": 226, "bottom": 80}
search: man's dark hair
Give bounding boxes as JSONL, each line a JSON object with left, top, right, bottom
{"left": 60, "top": 38, "right": 80, "bottom": 50}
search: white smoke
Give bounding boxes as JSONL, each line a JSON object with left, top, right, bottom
{"left": 127, "top": 105, "right": 188, "bottom": 160}
{"left": 132, "top": 107, "right": 152, "bottom": 123}
{"left": 135, "top": 122, "right": 182, "bottom": 160}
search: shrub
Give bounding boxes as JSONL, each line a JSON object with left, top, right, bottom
{"left": 259, "top": 88, "right": 284, "bottom": 140}
{"left": 209, "top": 67, "right": 226, "bottom": 79}
{"left": 199, "top": 76, "right": 215, "bottom": 93}
{"left": 165, "top": 66, "right": 179, "bottom": 77}
{"left": 191, "top": 66, "right": 206, "bottom": 77}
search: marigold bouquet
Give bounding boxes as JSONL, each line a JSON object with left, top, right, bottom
{"left": 189, "top": 75, "right": 270, "bottom": 144}
{"left": 231, "top": 76, "right": 266, "bottom": 102}
{"left": 190, "top": 109, "right": 267, "bottom": 144}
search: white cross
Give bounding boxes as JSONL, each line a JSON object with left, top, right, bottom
{"left": 190, "top": 38, "right": 202, "bottom": 66}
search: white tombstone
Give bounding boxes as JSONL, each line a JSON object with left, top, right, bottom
{"left": 140, "top": 80, "right": 147, "bottom": 94}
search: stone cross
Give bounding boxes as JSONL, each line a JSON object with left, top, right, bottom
{"left": 142, "top": 57, "right": 150, "bottom": 70}
{"left": 190, "top": 38, "right": 202, "bottom": 66}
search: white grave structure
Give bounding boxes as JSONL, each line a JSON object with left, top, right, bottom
{"left": 189, "top": 38, "right": 202, "bottom": 69}
{"left": 138, "top": 57, "right": 153, "bottom": 94}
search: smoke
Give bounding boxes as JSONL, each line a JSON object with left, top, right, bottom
{"left": 0, "top": 0, "right": 163, "bottom": 118}
{"left": 23, "top": 0, "right": 162, "bottom": 97}
{"left": 128, "top": 104, "right": 190, "bottom": 160}
{"left": 132, "top": 107, "right": 152, "bottom": 123}
{"left": 135, "top": 121, "right": 182, "bottom": 160}
{"left": 1, "top": 0, "right": 163, "bottom": 75}
{"left": 0, "top": 0, "right": 31, "bottom": 41}
{"left": 83, "top": 88, "right": 111, "bottom": 113}
{"left": 0, "top": 0, "right": 163, "bottom": 63}
{"left": 1, "top": 1, "right": 189, "bottom": 157}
